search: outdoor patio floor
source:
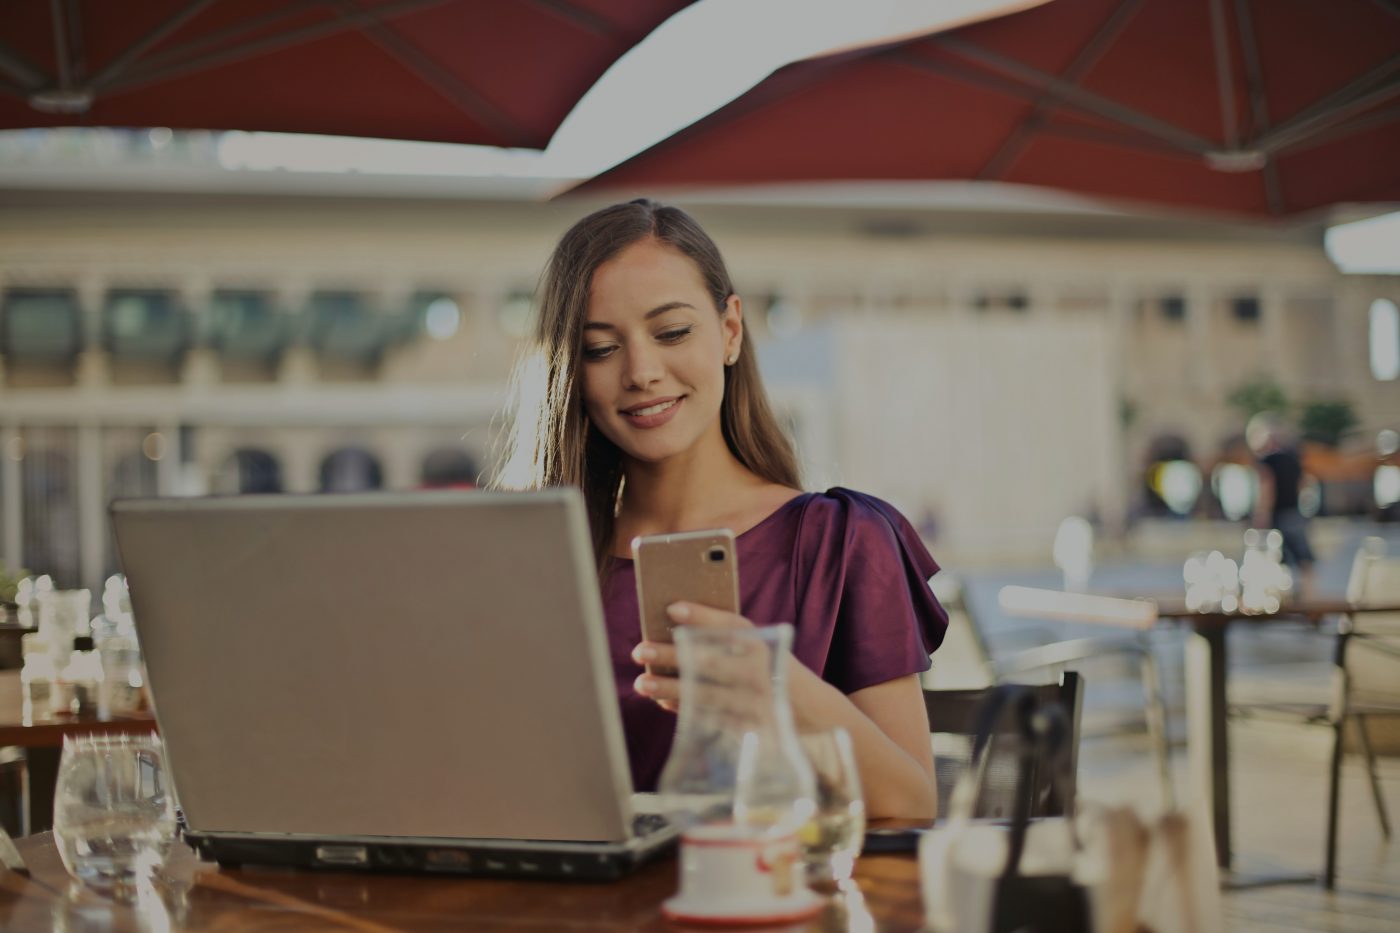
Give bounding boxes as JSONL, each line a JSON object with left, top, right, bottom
{"left": 1076, "top": 714, "right": 1399, "bottom": 932}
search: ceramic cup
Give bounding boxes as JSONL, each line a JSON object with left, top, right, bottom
{"left": 663, "top": 823, "right": 822, "bottom": 925}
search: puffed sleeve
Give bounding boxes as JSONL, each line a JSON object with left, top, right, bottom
{"left": 789, "top": 488, "right": 948, "bottom": 694}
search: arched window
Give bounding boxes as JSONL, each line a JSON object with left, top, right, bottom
{"left": 215, "top": 448, "right": 283, "bottom": 495}
{"left": 319, "top": 447, "right": 383, "bottom": 493}
{"left": 1143, "top": 434, "right": 1201, "bottom": 517}
{"left": 1371, "top": 298, "right": 1400, "bottom": 381}
{"left": 419, "top": 446, "right": 479, "bottom": 489}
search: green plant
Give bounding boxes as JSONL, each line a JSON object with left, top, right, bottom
{"left": 1299, "top": 399, "right": 1359, "bottom": 447}
{"left": 0, "top": 560, "right": 30, "bottom": 606}
{"left": 1226, "top": 376, "right": 1290, "bottom": 421}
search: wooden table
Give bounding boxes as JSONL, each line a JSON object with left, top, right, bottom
{"left": 0, "top": 670, "right": 157, "bottom": 833}
{"left": 0, "top": 833, "right": 928, "bottom": 932}
{"left": 1147, "top": 595, "right": 1400, "bottom": 882}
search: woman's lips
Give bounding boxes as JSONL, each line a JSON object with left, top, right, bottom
{"left": 621, "top": 396, "right": 683, "bottom": 429}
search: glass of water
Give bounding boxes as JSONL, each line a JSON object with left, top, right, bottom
{"left": 52, "top": 733, "right": 176, "bottom": 898}
{"left": 797, "top": 727, "right": 866, "bottom": 885}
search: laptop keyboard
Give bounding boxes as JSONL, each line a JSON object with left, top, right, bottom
{"left": 632, "top": 812, "right": 673, "bottom": 838}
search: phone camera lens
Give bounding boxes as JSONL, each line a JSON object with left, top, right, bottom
{"left": 706, "top": 547, "right": 727, "bottom": 563}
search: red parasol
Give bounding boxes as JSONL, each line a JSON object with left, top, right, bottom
{"left": 0, "top": 0, "right": 694, "bottom": 149}
{"left": 573, "top": 0, "right": 1400, "bottom": 218}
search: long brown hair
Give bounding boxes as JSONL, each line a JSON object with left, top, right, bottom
{"left": 493, "top": 199, "right": 801, "bottom": 570}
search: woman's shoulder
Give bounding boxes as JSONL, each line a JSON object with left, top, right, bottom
{"left": 791, "top": 487, "right": 916, "bottom": 533}
{"left": 783, "top": 488, "right": 932, "bottom": 566}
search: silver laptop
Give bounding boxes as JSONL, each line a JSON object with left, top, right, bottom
{"left": 110, "top": 489, "right": 676, "bottom": 880}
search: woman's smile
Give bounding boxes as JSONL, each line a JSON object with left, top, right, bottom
{"left": 621, "top": 395, "right": 685, "bottom": 428}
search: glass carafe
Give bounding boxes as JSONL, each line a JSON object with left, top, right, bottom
{"left": 658, "top": 623, "right": 816, "bottom": 837}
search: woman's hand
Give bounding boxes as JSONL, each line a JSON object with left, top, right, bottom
{"left": 631, "top": 602, "right": 937, "bottom": 818}
{"left": 630, "top": 601, "right": 752, "bottom": 712}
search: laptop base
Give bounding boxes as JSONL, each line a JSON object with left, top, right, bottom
{"left": 187, "top": 831, "right": 678, "bottom": 882}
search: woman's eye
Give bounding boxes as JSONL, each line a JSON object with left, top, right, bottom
{"left": 658, "top": 326, "right": 693, "bottom": 343}
{"left": 583, "top": 344, "right": 618, "bottom": 361}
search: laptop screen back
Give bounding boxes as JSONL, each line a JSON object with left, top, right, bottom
{"left": 111, "top": 489, "right": 635, "bottom": 843}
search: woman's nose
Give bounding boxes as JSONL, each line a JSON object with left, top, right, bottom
{"left": 624, "top": 347, "right": 663, "bottom": 389}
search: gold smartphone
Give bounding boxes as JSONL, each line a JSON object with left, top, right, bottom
{"left": 632, "top": 529, "right": 740, "bottom": 676}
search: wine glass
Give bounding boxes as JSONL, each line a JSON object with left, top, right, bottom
{"left": 52, "top": 733, "right": 177, "bottom": 899}
{"left": 798, "top": 727, "right": 866, "bottom": 885}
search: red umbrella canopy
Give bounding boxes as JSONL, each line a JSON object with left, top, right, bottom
{"left": 0, "top": 0, "right": 695, "bottom": 149}
{"left": 575, "top": 0, "right": 1400, "bottom": 217}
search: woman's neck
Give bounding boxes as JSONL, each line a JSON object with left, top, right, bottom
{"left": 617, "top": 435, "right": 765, "bottom": 539}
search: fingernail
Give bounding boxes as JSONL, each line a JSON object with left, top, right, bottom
{"left": 633, "top": 645, "right": 657, "bottom": 662}
{"left": 667, "top": 602, "right": 691, "bottom": 621}
{"left": 634, "top": 675, "right": 656, "bottom": 696}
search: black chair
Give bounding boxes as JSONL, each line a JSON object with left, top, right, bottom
{"left": 923, "top": 671, "right": 1083, "bottom": 820}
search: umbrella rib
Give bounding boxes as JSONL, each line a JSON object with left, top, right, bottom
{"left": 102, "top": 0, "right": 453, "bottom": 96}
{"left": 1037, "top": 121, "right": 1193, "bottom": 160}
{"left": 1272, "top": 104, "right": 1400, "bottom": 156}
{"left": 1256, "top": 58, "right": 1400, "bottom": 153}
{"left": 977, "top": 0, "right": 1147, "bottom": 181}
{"left": 87, "top": 0, "right": 221, "bottom": 91}
{"left": 0, "top": 39, "right": 48, "bottom": 91}
{"left": 1231, "top": 0, "right": 1282, "bottom": 214}
{"left": 526, "top": 0, "right": 616, "bottom": 39}
{"left": 341, "top": 1, "right": 530, "bottom": 144}
{"left": 63, "top": 0, "right": 86, "bottom": 83}
{"left": 1209, "top": 0, "right": 1239, "bottom": 149}
{"left": 98, "top": 0, "right": 329, "bottom": 88}
{"left": 48, "top": 0, "right": 73, "bottom": 90}
{"left": 930, "top": 35, "right": 1214, "bottom": 154}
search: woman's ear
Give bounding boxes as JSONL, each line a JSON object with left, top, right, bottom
{"left": 722, "top": 294, "right": 743, "bottom": 360}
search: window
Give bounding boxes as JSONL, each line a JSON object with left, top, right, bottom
{"left": 1211, "top": 464, "right": 1259, "bottom": 522}
{"left": 104, "top": 290, "right": 187, "bottom": 361}
{"left": 319, "top": 447, "right": 383, "bottom": 493}
{"left": 1138, "top": 294, "right": 1185, "bottom": 322}
{"left": 1370, "top": 298, "right": 1399, "bottom": 381}
{"left": 215, "top": 449, "right": 283, "bottom": 495}
{"left": 308, "top": 291, "right": 392, "bottom": 364}
{"left": 1230, "top": 296, "right": 1260, "bottom": 323}
{"left": 1, "top": 288, "right": 82, "bottom": 362}
{"left": 209, "top": 290, "right": 285, "bottom": 362}
{"left": 410, "top": 292, "right": 461, "bottom": 342}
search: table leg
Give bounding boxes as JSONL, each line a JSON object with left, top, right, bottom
{"left": 26, "top": 746, "right": 59, "bottom": 835}
{"left": 1185, "top": 622, "right": 1229, "bottom": 870}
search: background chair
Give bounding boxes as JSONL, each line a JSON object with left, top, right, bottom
{"left": 1228, "top": 537, "right": 1400, "bottom": 888}
{"left": 923, "top": 671, "right": 1083, "bottom": 820}
{"left": 995, "top": 587, "right": 1173, "bottom": 810}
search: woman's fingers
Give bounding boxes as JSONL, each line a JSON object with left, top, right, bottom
{"left": 634, "top": 671, "right": 680, "bottom": 704}
{"left": 666, "top": 602, "right": 753, "bottom": 629}
{"left": 631, "top": 641, "right": 678, "bottom": 670}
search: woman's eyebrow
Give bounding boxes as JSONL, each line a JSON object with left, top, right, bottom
{"left": 583, "top": 301, "right": 696, "bottom": 331}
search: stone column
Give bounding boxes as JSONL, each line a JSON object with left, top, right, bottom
{"left": 178, "top": 272, "right": 220, "bottom": 387}
{"left": 1259, "top": 283, "right": 1287, "bottom": 385}
{"left": 276, "top": 279, "right": 318, "bottom": 385}
{"left": 1, "top": 427, "right": 22, "bottom": 569}
{"left": 73, "top": 275, "right": 110, "bottom": 388}
{"left": 76, "top": 423, "right": 105, "bottom": 595}
{"left": 1185, "top": 283, "right": 1215, "bottom": 398}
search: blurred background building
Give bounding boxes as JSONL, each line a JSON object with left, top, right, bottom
{"left": 2, "top": 129, "right": 1396, "bottom": 593}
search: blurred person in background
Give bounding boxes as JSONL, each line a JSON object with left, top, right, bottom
{"left": 494, "top": 199, "right": 947, "bottom": 818}
{"left": 1248, "top": 411, "right": 1316, "bottom": 588}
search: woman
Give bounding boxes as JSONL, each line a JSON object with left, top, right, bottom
{"left": 498, "top": 199, "right": 946, "bottom": 818}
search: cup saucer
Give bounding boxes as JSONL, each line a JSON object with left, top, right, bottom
{"left": 661, "top": 888, "right": 825, "bottom": 926}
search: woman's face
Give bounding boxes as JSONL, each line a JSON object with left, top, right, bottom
{"left": 580, "top": 237, "right": 742, "bottom": 467}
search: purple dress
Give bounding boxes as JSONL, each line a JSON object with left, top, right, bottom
{"left": 601, "top": 487, "right": 949, "bottom": 791}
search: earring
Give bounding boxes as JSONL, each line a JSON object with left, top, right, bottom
{"left": 726, "top": 354, "right": 738, "bottom": 366}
